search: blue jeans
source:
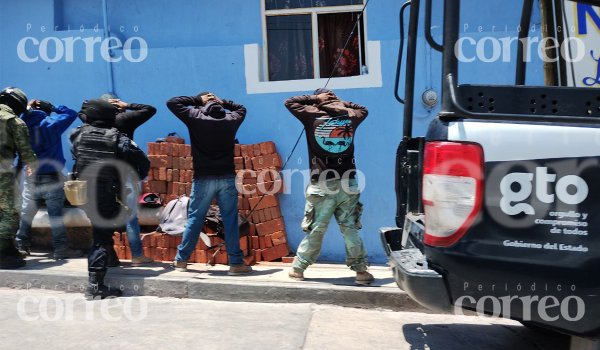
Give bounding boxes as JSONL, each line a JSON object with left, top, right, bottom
{"left": 16, "top": 174, "right": 68, "bottom": 250}
{"left": 176, "top": 176, "right": 243, "bottom": 265}
{"left": 124, "top": 173, "right": 143, "bottom": 257}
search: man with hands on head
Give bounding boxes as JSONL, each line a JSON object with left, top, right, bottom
{"left": 284, "top": 88, "right": 373, "bottom": 285}
{"left": 166, "top": 92, "right": 252, "bottom": 275}
{"left": 16, "top": 99, "right": 81, "bottom": 260}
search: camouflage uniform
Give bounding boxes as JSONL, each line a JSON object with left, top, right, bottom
{"left": 0, "top": 104, "right": 37, "bottom": 240}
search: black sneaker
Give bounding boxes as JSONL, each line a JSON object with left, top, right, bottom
{"left": 85, "top": 284, "right": 123, "bottom": 300}
{"left": 17, "top": 245, "right": 30, "bottom": 258}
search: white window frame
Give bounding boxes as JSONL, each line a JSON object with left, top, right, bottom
{"left": 261, "top": 1, "right": 369, "bottom": 82}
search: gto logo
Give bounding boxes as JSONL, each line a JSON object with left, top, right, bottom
{"left": 500, "top": 167, "right": 589, "bottom": 216}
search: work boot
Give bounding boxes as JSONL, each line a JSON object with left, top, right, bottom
{"left": 355, "top": 271, "right": 375, "bottom": 286}
{"left": 288, "top": 269, "right": 305, "bottom": 281}
{"left": 17, "top": 244, "right": 31, "bottom": 258}
{"left": 85, "top": 271, "right": 123, "bottom": 300}
{"left": 53, "top": 247, "right": 84, "bottom": 260}
{"left": 0, "top": 238, "right": 27, "bottom": 269}
{"left": 173, "top": 260, "right": 188, "bottom": 272}
{"left": 131, "top": 255, "right": 154, "bottom": 267}
{"left": 228, "top": 264, "right": 252, "bottom": 276}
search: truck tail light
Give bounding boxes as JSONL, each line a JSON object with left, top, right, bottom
{"left": 422, "top": 141, "right": 484, "bottom": 247}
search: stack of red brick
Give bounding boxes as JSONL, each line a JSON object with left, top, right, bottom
{"left": 142, "top": 137, "right": 194, "bottom": 205}
{"left": 130, "top": 139, "right": 291, "bottom": 265}
{"left": 112, "top": 230, "right": 249, "bottom": 265}
{"left": 235, "top": 142, "right": 290, "bottom": 263}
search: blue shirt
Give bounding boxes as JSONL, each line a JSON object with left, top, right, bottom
{"left": 21, "top": 105, "right": 78, "bottom": 175}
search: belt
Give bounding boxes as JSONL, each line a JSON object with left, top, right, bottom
{"left": 34, "top": 173, "right": 61, "bottom": 181}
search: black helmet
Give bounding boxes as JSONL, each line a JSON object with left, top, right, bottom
{"left": 0, "top": 87, "right": 28, "bottom": 115}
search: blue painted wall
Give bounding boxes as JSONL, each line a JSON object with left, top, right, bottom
{"left": 0, "top": 0, "right": 545, "bottom": 264}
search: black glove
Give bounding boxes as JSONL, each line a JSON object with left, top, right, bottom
{"left": 36, "top": 100, "right": 54, "bottom": 114}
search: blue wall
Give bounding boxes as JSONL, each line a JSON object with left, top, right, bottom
{"left": 0, "top": 0, "right": 545, "bottom": 264}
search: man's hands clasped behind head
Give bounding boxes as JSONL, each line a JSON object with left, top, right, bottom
{"left": 108, "top": 99, "right": 129, "bottom": 113}
{"left": 28, "top": 99, "right": 54, "bottom": 114}
{"left": 316, "top": 91, "right": 338, "bottom": 105}
{"left": 197, "top": 92, "right": 223, "bottom": 106}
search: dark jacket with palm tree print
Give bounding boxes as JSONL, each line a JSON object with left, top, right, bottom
{"left": 284, "top": 94, "right": 368, "bottom": 181}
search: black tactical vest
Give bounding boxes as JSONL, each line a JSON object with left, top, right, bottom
{"left": 72, "top": 125, "right": 120, "bottom": 181}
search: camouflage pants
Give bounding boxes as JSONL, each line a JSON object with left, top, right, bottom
{"left": 0, "top": 173, "right": 18, "bottom": 240}
{"left": 293, "top": 178, "right": 368, "bottom": 272}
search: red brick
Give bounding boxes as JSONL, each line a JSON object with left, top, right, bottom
{"left": 195, "top": 237, "right": 208, "bottom": 250}
{"left": 234, "top": 144, "right": 241, "bottom": 157}
{"left": 256, "top": 218, "right": 285, "bottom": 236}
{"left": 142, "top": 181, "right": 151, "bottom": 193}
{"left": 209, "top": 236, "right": 224, "bottom": 247}
{"left": 150, "top": 181, "right": 167, "bottom": 193}
{"left": 186, "top": 157, "right": 194, "bottom": 170}
{"left": 272, "top": 236, "right": 287, "bottom": 246}
{"left": 165, "top": 248, "right": 177, "bottom": 261}
{"left": 275, "top": 244, "right": 289, "bottom": 258}
{"left": 196, "top": 250, "right": 207, "bottom": 263}
{"left": 264, "top": 234, "right": 273, "bottom": 248}
{"left": 166, "top": 135, "right": 185, "bottom": 144}
{"left": 264, "top": 208, "right": 273, "bottom": 221}
{"left": 260, "top": 141, "right": 276, "bottom": 155}
{"left": 259, "top": 236, "right": 267, "bottom": 249}
{"left": 250, "top": 236, "right": 259, "bottom": 249}
{"left": 261, "top": 246, "right": 276, "bottom": 261}
{"left": 271, "top": 231, "right": 285, "bottom": 240}
{"left": 157, "top": 234, "right": 170, "bottom": 248}
{"left": 281, "top": 256, "right": 294, "bottom": 264}
{"left": 158, "top": 167, "right": 167, "bottom": 181}
{"left": 166, "top": 142, "right": 174, "bottom": 156}
{"left": 248, "top": 195, "right": 278, "bottom": 211}
{"left": 215, "top": 251, "right": 228, "bottom": 265}
{"left": 159, "top": 142, "right": 167, "bottom": 155}
{"left": 166, "top": 194, "right": 178, "bottom": 203}
{"left": 140, "top": 234, "right": 152, "bottom": 248}
{"left": 185, "top": 183, "right": 192, "bottom": 196}
{"left": 243, "top": 254, "right": 256, "bottom": 266}
{"left": 252, "top": 154, "right": 282, "bottom": 170}
{"left": 239, "top": 237, "right": 249, "bottom": 251}
{"left": 253, "top": 143, "right": 261, "bottom": 156}
{"left": 143, "top": 247, "right": 154, "bottom": 258}
{"left": 249, "top": 224, "right": 257, "bottom": 236}
{"left": 260, "top": 209, "right": 269, "bottom": 222}
{"left": 148, "top": 155, "right": 161, "bottom": 169}
{"left": 148, "top": 142, "right": 162, "bottom": 156}
{"left": 242, "top": 157, "right": 252, "bottom": 170}
{"left": 172, "top": 157, "right": 180, "bottom": 169}
{"left": 254, "top": 249, "right": 262, "bottom": 262}
{"left": 240, "top": 145, "right": 248, "bottom": 158}
{"left": 183, "top": 145, "right": 192, "bottom": 157}
{"left": 272, "top": 206, "right": 282, "bottom": 218}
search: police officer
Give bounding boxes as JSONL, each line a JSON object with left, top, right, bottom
{"left": 0, "top": 87, "right": 37, "bottom": 269}
{"left": 71, "top": 99, "right": 150, "bottom": 299}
